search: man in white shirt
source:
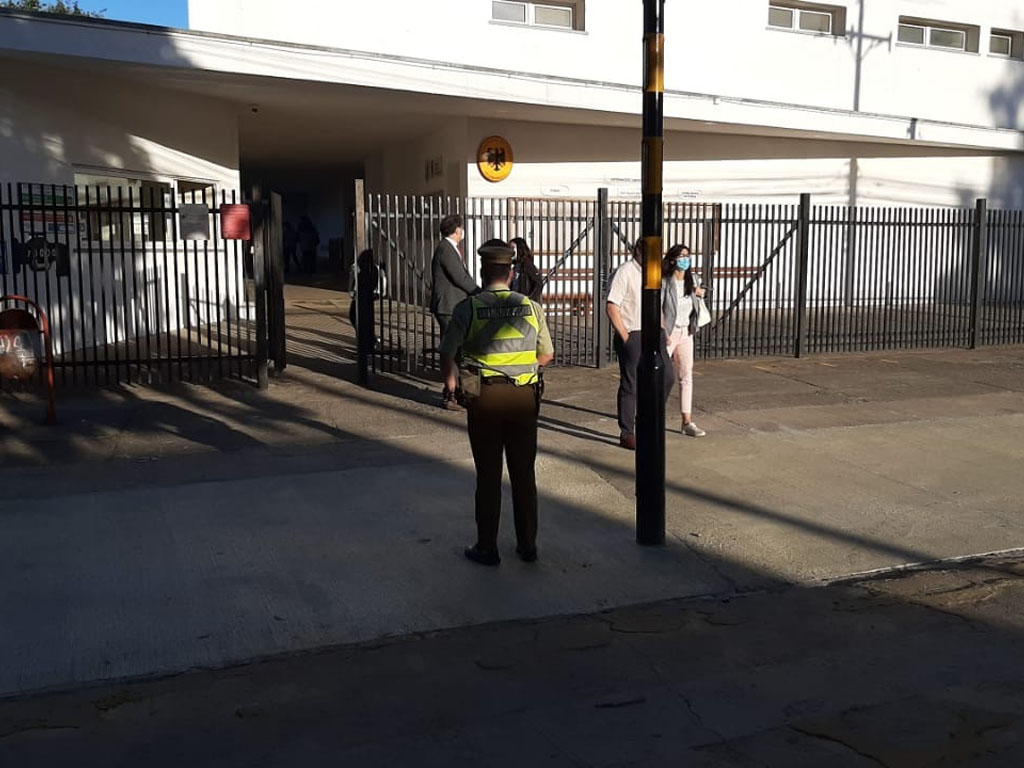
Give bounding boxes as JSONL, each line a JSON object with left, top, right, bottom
{"left": 606, "top": 239, "right": 674, "bottom": 450}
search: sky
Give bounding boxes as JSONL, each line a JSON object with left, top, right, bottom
{"left": 75, "top": 0, "right": 189, "bottom": 29}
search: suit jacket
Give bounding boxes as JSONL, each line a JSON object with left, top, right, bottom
{"left": 430, "top": 239, "right": 479, "bottom": 316}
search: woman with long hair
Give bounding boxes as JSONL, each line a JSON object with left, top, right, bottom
{"left": 509, "top": 237, "right": 544, "bottom": 302}
{"left": 662, "top": 244, "right": 707, "bottom": 437}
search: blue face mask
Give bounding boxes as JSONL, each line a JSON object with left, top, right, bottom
{"left": 676, "top": 257, "right": 691, "bottom": 272}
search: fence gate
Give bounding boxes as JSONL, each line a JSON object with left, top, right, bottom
{"left": 365, "top": 194, "right": 602, "bottom": 374}
{"left": 0, "top": 182, "right": 273, "bottom": 387}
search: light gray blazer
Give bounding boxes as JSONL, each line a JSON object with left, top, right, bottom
{"left": 662, "top": 274, "right": 701, "bottom": 336}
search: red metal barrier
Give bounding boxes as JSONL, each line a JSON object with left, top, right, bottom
{"left": 0, "top": 295, "right": 57, "bottom": 425}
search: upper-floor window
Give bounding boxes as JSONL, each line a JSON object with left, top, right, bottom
{"left": 767, "top": 2, "right": 846, "bottom": 37}
{"left": 898, "top": 17, "right": 979, "bottom": 53}
{"left": 492, "top": 1, "right": 582, "bottom": 31}
{"left": 990, "top": 29, "right": 1022, "bottom": 58}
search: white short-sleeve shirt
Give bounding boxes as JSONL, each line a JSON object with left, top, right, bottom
{"left": 606, "top": 259, "right": 643, "bottom": 333}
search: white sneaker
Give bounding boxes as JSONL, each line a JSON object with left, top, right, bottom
{"left": 683, "top": 422, "right": 706, "bottom": 437}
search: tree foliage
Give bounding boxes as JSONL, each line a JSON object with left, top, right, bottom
{"left": 0, "top": 1, "right": 104, "bottom": 17}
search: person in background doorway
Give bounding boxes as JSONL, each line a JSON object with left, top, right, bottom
{"left": 510, "top": 237, "right": 544, "bottom": 302}
{"left": 431, "top": 214, "right": 480, "bottom": 410}
{"left": 662, "top": 245, "right": 707, "bottom": 437}
{"left": 297, "top": 215, "right": 320, "bottom": 274}
{"left": 606, "top": 238, "right": 675, "bottom": 450}
{"left": 282, "top": 221, "right": 299, "bottom": 273}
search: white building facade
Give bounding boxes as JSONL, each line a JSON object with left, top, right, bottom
{"left": 0, "top": 0, "right": 1022, "bottom": 223}
{"left": 187, "top": 0, "right": 1024, "bottom": 209}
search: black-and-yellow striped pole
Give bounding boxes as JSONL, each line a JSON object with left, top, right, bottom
{"left": 636, "top": 0, "right": 666, "bottom": 546}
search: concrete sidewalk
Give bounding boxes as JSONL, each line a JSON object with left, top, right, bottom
{"left": 1, "top": 337, "right": 1023, "bottom": 698}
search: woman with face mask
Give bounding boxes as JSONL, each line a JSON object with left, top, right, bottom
{"left": 662, "top": 244, "right": 707, "bottom": 437}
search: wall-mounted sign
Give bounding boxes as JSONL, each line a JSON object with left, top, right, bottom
{"left": 24, "top": 237, "right": 70, "bottom": 277}
{"left": 477, "top": 136, "right": 514, "bottom": 183}
{"left": 424, "top": 155, "right": 444, "bottom": 182}
{"left": 220, "top": 204, "right": 251, "bottom": 241}
{"left": 179, "top": 203, "right": 211, "bottom": 241}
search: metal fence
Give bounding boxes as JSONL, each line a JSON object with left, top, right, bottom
{"left": 0, "top": 182, "right": 263, "bottom": 387}
{"left": 363, "top": 191, "right": 1024, "bottom": 376}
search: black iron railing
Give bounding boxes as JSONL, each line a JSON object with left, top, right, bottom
{"left": 362, "top": 191, "right": 1024, "bottom": 376}
{"left": 0, "top": 182, "right": 263, "bottom": 386}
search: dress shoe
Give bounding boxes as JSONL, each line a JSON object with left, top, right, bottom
{"left": 515, "top": 545, "right": 538, "bottom": 563}
{"left": 442, "top": 391, "right": 465, "bottom": 412}
{"left": 464, "top": 544, "right": 500, "bottom": 566}
{"left": 619, "top": 434, "right": 637, "bottom": 451}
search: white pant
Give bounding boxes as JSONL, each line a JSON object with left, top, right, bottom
{"left": 666, "top": 327, "right": 694, "bottom": 416}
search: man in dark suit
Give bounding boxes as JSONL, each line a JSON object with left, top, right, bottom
{"left": 431, "top": 214, "right": 479, "bottom": 410}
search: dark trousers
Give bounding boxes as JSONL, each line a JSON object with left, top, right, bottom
{"left": 435, "top": 313, "right": 452, "bottom": 394}
{"left": 466, "top": 381, "right": 539, "bottom": 552}
{"left": 614, "top": 330, "right": 675, "bottom": 438}
{"left": 435, "top": 313, "right": 451, "bottom": 341}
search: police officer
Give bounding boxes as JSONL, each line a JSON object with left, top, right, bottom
{"left": 440, "top": 239, "right": 554, "bottom": 566}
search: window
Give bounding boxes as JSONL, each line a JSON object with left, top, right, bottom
{"left": 930, "top": 27, "right": 965, "bottom": 50}
{"left": 897, "top": 24, "right": 925, "bottom": 45}
{"left": 898, "top": 17, "right": 979, "bottom": 53}
{"left": 492, "top": 1, "right": 526, "bottom": 23}
{"left": 72, "top": 173, "right": 215, "bottom": 244}
{"left": 534, "top": 4, "right": 572, "bottom": 28}
{"left": 990, "top": 29, "right": 1023, "bottom": 58}
{"left": 768, "top": 6, "right": 793, "bottom": 29}
{"left": 491, "top": 1, "right": 581, "bottom": 31}
{"left": 767, "top": 3, "right": 845, "bottom": 37}
{"left": 991, "top": 32, "right": 1012, "bottom": 56}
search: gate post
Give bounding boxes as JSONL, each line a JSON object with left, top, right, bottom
{"left": 251, "top": 187, "right": 270, "bottom": 390}
{"left": 268, "top": 191, "right": 287, "bottom": 373}
{"left": 794, "top": 193, "right": 811, "bottom": 358}
{"left": 968, "top": 198, "right": 988, "bottom": 350}
{"left": 354, "top": 179, "right": 370, "bottom": 386}
{"left": 594, "top": 187, "right": 611, "bottom": 368}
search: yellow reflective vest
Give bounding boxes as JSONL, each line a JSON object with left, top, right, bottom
{"left": 462, "top": 289, "right": 540, "bottom": 386}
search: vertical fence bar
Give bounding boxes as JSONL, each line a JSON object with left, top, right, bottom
{"left": 213, "top": 190, "right": 229, "bottom": 381}
{"left": 969, "top": 198, "right": 988, "bottom": 349}
{"left": 1013, "top": 210, "right": 1024, "bottom": 344}
{"left": 251, "top": 190, "right": 269, "bottom": 390}
{"left": 794, "top": 193, "right": 811, "bottom": 358}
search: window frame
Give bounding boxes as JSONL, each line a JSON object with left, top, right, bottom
{"left": 897, "top": 17, "right": 979, "bottom": 54}
{"left": 72, "top": 170, "right": 218, "bottom": 246}
{"left": 897, "top": 23, "right": 926, "bottom": 46}
{"left": 989, "top": 29, "right": 1022, "bottom": 59}
{"left": 798, "top": 9, "right": 832, "bottom": 34}
{"left": 767, "top": 2, "right": 844, "bottom": 38}
{"left": 928, "top": 26, "right": 966, "bottom": 51}
{"left": 532, "top": 2, "right": 573, "bottom": 29}
{"left": 491, "top": 0, "right": 581, "bottom": 32}
{"left": 990, "top": 32, "right": 1012, "bottom": 57}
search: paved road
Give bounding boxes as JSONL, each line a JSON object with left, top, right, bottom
{"left": 2, "top": 553, "right": 1023, "bottom": 767}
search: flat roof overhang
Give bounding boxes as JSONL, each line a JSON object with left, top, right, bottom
{"left": 1, "top": 9, "right": 1022, "bottom": 168}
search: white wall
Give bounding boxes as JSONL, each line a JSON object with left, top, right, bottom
{"left": 0, "top": 64, "right": 239, "bottom": 189}
{"left": 364, "top": 120, "right": 470, "bottom": 197}
{"left": 0, "top": 64, "right": 245, "bottom": 355}
{"left": 189, "top": 0, "right": 1024, "bottom": 131}
{"left": 463, "top": 118, "right": 1021, "bottom": 208}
